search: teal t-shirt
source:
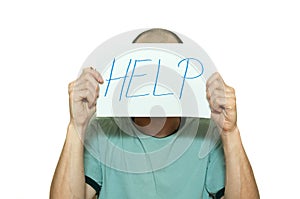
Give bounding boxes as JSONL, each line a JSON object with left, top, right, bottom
{"left": 84, "top": 117, "right": 225, "bottom": 199}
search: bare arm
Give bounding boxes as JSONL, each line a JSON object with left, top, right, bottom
{"left": 220, "top": 128, "right": 259, "bottom": 199}
{"left": 50, "top": 68, "right": 103, "bottom": 199}
{"left": 207, "top": 73, "right": 259, "bottom": 199}
{"left": 50, "top": 123, "right": 96, "bottom": 199}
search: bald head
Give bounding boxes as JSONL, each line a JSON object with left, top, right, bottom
{"left": 133, "top": 28, "right": 182, "bottom": 43}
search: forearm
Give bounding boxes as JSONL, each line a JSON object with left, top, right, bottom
{"left": 50, "top": 123, "right": 86, "bottom": 199}
{"left": 221, "top": 128, "right": 259, "bottom": 199}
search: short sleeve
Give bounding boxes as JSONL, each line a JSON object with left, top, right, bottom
{"left": 205, "top": 137, "right": 226, "bottom": 195}
{"left": 84, "top": 119, "right": 103, "bottom": 195}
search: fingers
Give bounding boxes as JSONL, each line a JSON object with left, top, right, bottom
{"left": 74, "top": 75, "right": 100, "bottom": 94}
{"left": 207, "top": 72, "right": 238, "bottom": 133}
{"left": 69, "top": 67, "right": 103, "bottom": 108}
{"left": 76, "top": 88, "right": 98, "bottom": 108}
{"left": 206, "top": 72, "right": 225, "bottom": 97}
{"left": 72, "top": 80, "right": 98, "bottom": 107}
{"left": 210, "top": 96, "right": 236, "bottom": 113}
{"left": 206, "top": 72, "right": 225, "bottom": 88}
{"left": 206, "top": 72, "right": 236, "bottom": 113}
{"left": 82, "top": 67, "right": 104, "bottom": 84}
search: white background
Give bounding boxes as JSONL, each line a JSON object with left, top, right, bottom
{"left": 1, "top": 0, "right": 299, "bottom": 198}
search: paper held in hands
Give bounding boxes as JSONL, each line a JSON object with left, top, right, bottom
{"left": 81, "top": 29, "right": 217, "bottom": 118}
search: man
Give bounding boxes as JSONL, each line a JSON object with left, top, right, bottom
{"left": 50, "top": 29, "right": 259, "bottom": 199}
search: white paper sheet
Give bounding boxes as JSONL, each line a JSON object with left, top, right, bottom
{"left": 81, "top": 29, "right": 217, "bottom": 118}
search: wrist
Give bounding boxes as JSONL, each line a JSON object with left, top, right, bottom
{"left": 68, "top": 120, "right": 87, "bottom": 140}
{"left": 220, "top": 127, "right": 243, "bottom": 154}
{"left": 64, "top": 122, "right": 86, "bottom": 150}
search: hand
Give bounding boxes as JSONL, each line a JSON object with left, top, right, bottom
{"left": 206, "top": 72, "right": 237, "bottom": 134}
{"left": 68, "top": 67, "right": 103, "bottom": 131}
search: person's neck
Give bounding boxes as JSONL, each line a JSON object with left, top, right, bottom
{"left": 132, "top": 117, "right": 181, "bottom": 138}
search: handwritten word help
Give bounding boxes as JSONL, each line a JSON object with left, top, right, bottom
{"left": 104, "top": 58, "right": 204, "bottom": 100}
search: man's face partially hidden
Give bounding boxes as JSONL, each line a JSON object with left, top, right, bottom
{"left": 132, "top": 29, "right": 182, "bottom": 137}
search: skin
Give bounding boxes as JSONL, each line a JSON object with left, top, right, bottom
{"left": 50, "top": 29, "right": 259, "bottom": 199}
